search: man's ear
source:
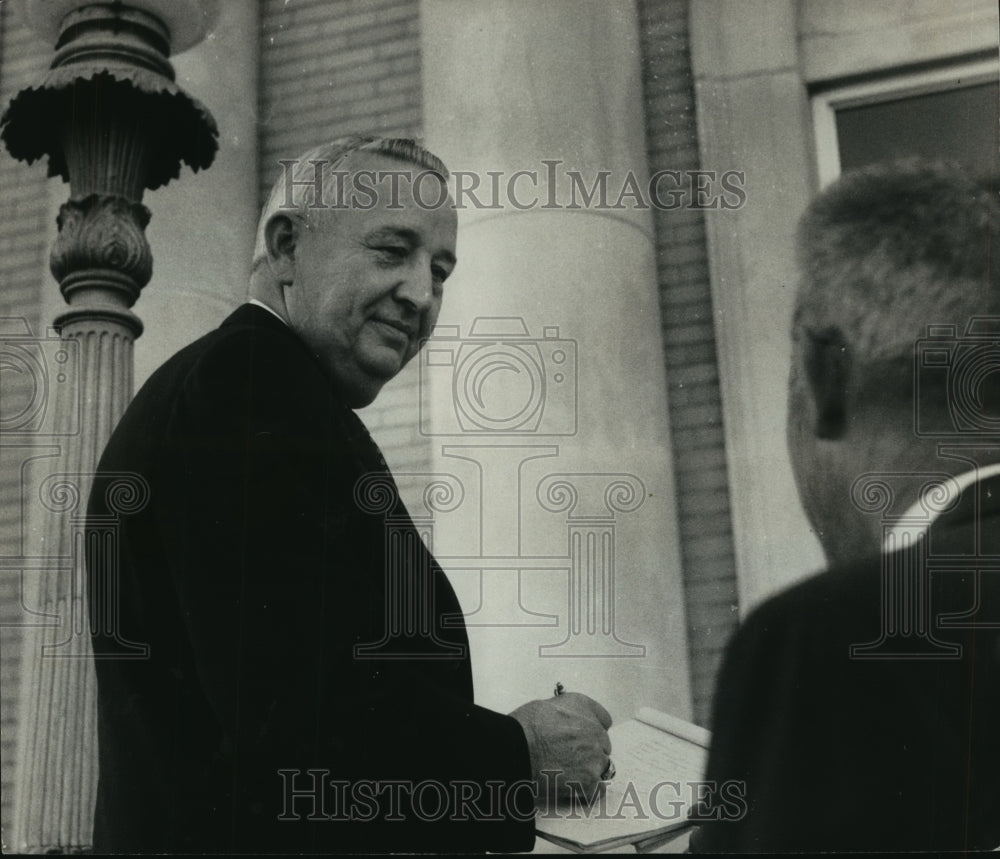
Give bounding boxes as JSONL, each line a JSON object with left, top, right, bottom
{"left": 803, "top": 326, "right": 850, "bottom": 440}
{"left": 264, "top": 214, "right": 298, "bottom": 283}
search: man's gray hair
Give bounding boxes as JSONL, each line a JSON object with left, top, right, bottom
{"left": 794, "top": 159, "right": 999, "bottom": 373}
{"left": 252, "top": 135, "right": 449, "bottom": 271}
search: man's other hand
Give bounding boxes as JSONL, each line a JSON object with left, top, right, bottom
{"left": 509, "top": 692, "right": 612, "bottom": 803}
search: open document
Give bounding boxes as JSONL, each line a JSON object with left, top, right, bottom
{"left": 535, "top": 707, "right": 713, "bottom": 853}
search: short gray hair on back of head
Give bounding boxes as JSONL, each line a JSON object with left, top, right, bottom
{"left": 252, "top": 135, "right": 450, "bottom": 272}
{"left": 794, "top": 158, "right": 999, "bottom": 373}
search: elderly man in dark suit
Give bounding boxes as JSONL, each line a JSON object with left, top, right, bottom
{"left": 87, "top": 136, "right": 612, "bottom": 853}
{"left": 692, "top": 161, "right": 1000, "bottom": 852}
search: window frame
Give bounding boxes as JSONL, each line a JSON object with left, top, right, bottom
{"left": 811, "top": 58, "right": 1000, "bottom": 187}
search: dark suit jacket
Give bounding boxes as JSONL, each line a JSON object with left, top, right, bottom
{"left": 87, "top": 304, "right": 534, "bottom": 854}
{"left": 692, "top": 474, "right": 1000, "bottom": 852}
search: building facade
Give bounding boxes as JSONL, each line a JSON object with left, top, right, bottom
{"left": 1, "top": 0, "right": 997, "bottom": 849}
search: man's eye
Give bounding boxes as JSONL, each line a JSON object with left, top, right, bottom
{"left": 432, "top": 265, "right": 451, "bottom": 284}
{"left": 374, "top": 245, "right": 408, "bottom": 262}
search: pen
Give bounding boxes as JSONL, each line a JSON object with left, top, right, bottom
{"left": 552, "top": 681, "right": 614, "bottom": 781}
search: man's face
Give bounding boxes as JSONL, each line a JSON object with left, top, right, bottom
{"left": 283, "top": 152, "right": 457, "bottom": 407}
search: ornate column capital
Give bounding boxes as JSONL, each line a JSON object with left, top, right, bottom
{"left": 1, "top": 0, "right": 219, "bottom": 326}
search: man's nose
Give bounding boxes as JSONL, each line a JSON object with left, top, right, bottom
{"left": 394, "top": 257, "right": 435, "bottom": 311}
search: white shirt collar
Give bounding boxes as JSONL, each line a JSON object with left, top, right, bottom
{"left": 881, "top": 461, "right": 1000, "bottom": 552}
{"left": 247, "top": 298, "right": 287, "bottom": 327}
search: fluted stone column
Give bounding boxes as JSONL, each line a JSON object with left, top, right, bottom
{"left": 2, "top": 1, "right": 218, "bottom": 850}
{"left": 418, "top": 0, "right": 693, "bottom": 721}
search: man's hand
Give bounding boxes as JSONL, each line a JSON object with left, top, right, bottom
{"left": 509, "top": 692, "right": 612, "bottom": 804}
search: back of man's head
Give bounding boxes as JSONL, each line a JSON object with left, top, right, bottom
{"left": 788, "top": 160, "right": 999, "bottom": 564}
{"left": 793, "top": 159, "right": 999, "bottom": 436}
